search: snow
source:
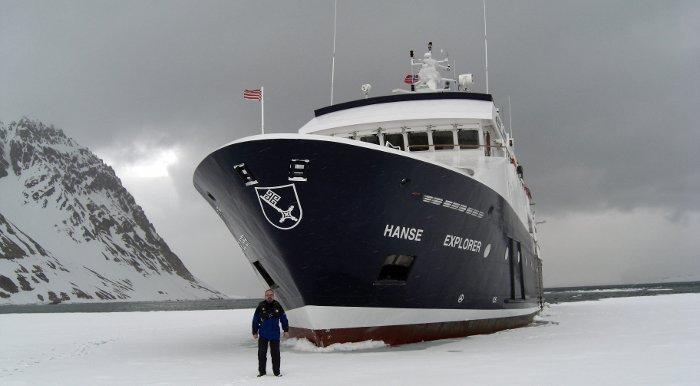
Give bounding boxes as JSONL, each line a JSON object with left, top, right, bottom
{"left": 282, "top": 338, "right": 386, "bottom": 353}
{"left": 1, "top": 293, "right": 698, "bottom": 385}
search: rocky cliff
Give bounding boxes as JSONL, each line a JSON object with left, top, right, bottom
{"left": 0, "top": 119, "right": 222, "bottom": 304}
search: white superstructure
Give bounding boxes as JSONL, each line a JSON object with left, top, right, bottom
{"left": 298, "top": 44, "right": 539, "bottom": 253}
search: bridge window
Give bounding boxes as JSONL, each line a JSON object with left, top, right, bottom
{"left": 384, "top": 133, "right": 405, "bottom": 151}
{"left": 407, "top": 131, "right": 429, "bottom": 151}
{"left": 360, "top": 134, "right": 380, "bottom": 145}
{"left": 457, "top": 129, "right": 479, "bottom": 149}
{"left": 432, "top": 130, "right": 454, "bottom": 150}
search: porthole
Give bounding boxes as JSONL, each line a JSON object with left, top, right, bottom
{"left": 483, "top": 243, "right": 492, "bottom": 258}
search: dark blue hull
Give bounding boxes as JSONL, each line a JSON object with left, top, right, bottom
{"left": 194, "top": 135, "right": 543, "bottom": 345}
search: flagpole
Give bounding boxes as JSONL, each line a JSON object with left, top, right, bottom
{"left": 261, "top": 86, "right": 265, "bottom": 134}
{"left": 483, "top": 0, "right": 489, "bottom": 94}
{"left": 330, "top": 0, "right": 338, "bottom": 105}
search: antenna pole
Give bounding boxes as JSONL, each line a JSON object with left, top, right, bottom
{"left": 261, "top": 86, "right": 264, "bottom": 134}
{"left": 482, "top": 0, "right": 489, "bottom": 94}
{"left": 410, "top": 49, "right": 415, "bottom": 92}
{"left": 453, "top": 58, "right": 456, "bottom": 91}
{"left": 330, "top": 0, "right": 338, "bottom": 105}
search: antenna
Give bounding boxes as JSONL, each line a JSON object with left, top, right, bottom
{"left": 482, "top": 0, "right": 489, "bottom": 94}
{"left": 330, "top": 0, "right": 338, "bottom": 105}
{"left": 410, "top": 49, "right": 415, "bottom": 92}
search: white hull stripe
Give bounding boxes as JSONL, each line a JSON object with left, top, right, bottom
{"left": 285, "top": 305, "right": 540, "bottom": 330}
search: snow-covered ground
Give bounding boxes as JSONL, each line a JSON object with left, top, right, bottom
{"left": 1, "top": 294, "right": 698, "bottom": 385}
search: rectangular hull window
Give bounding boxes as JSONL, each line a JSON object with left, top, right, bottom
{"left": 253, "top": 261, "right": 277, "bottom": 288}
{"left": 376, "top": 254, "right": 416, "bottom": 284}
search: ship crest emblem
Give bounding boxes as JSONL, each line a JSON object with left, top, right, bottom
{"left": 254, "top": 184, "right": 303, "bottom": 230}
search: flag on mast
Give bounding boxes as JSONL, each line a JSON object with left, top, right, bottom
{"left": 404, "top": 74, "right": 419, "bottom": 84}
{"left": 243, "top": 89, "right": 262, "bottom": 101}
{"left": 243, "top": 87, "right": 265, "bottom": 134}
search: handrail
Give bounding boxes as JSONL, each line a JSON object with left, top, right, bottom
{"left": 405, "top": 143, "right": 506, "bottom": 150}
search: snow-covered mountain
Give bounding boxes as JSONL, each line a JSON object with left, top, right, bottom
{"left": 0, "top": 118, "right": 223, "bottom": 304}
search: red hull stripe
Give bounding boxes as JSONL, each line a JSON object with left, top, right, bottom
{"left": 289, "top": 313, "right": 536, "bottom": 347}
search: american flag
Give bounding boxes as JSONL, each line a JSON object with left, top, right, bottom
{"left": 243, "top": 89, "right": 262, "bottom": 101}
{"left": 404, "top": 74, "right": 419, "bottom": 84}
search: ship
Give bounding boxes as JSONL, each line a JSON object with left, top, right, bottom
{"left": 194, "top": 43, "right": 544, "bottom": 346}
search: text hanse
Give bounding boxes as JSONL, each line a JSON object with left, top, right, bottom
{"left": 383, "top": 224, "right": 423, "bottom": 242}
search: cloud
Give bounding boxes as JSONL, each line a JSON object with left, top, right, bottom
{"left": 99, "top": 146, "right": 179, "bottom": 179}
{"left": 540, "top": 207, "right": 700, "bottom": 287}
{"left": 2, "top": 0, "right": 698, "bottom": 291}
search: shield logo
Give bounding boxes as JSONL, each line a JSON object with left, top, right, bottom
{"left": 254, "top": 184, "right": 303, "bottom": 230}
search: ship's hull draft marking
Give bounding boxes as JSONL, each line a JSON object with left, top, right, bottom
{"left": 255, "top": 183, "right": 303, "bottom": 230}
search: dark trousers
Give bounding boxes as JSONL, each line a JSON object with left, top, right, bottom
{"left": 257, "top": 337, "right": 280, "bottom": 375}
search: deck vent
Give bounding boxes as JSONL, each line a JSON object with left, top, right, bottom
{"left": 375, "top": 254, "right": 416, "bottom": 284}
{"left": 233, "top": 163, "right": 258, "bottom": 186}
{"left": 206, "top": 192, "right": 216, "bottom": 201}
{"left": 288, "top": 159, "right": 310, "bottom": 182}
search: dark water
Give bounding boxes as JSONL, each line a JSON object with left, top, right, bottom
{"left": 1, "top": 281, "right": 698, "bottom": 314}
{"left": 0, "top": 298, "right": 262, "bottom": 314}
{"left": 544, "top": 281, "right": 700, "bottom": 304}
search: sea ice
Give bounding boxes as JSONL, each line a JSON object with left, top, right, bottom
{"left": 0, "top": 293, "right": 698, "bottom": 385}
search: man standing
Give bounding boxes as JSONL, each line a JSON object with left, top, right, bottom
{"left": 252, "top": 288, "right": 289, "bottom": 377}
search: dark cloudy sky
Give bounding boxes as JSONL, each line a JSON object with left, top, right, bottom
{"left": 2, "top": 0, "right": 698, "bottom": 296}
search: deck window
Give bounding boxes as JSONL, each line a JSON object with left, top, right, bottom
{"left": 360, "top": 134, "right": 380, "bottom": 145}
{"left": 457, "top": 129, "right": 479, "bottom": 149}
{"left": 383, "top": 133, "right": 405, "bottom": 151}
{"left": 407, "top": 132, "right": 429, "bottom": 151}
{"left": 432, "top": 130, "right": 454, "bottom": 150}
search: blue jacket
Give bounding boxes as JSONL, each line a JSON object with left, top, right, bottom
{"left": 252, "top": 300, "right": 289, "bottom": 340}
